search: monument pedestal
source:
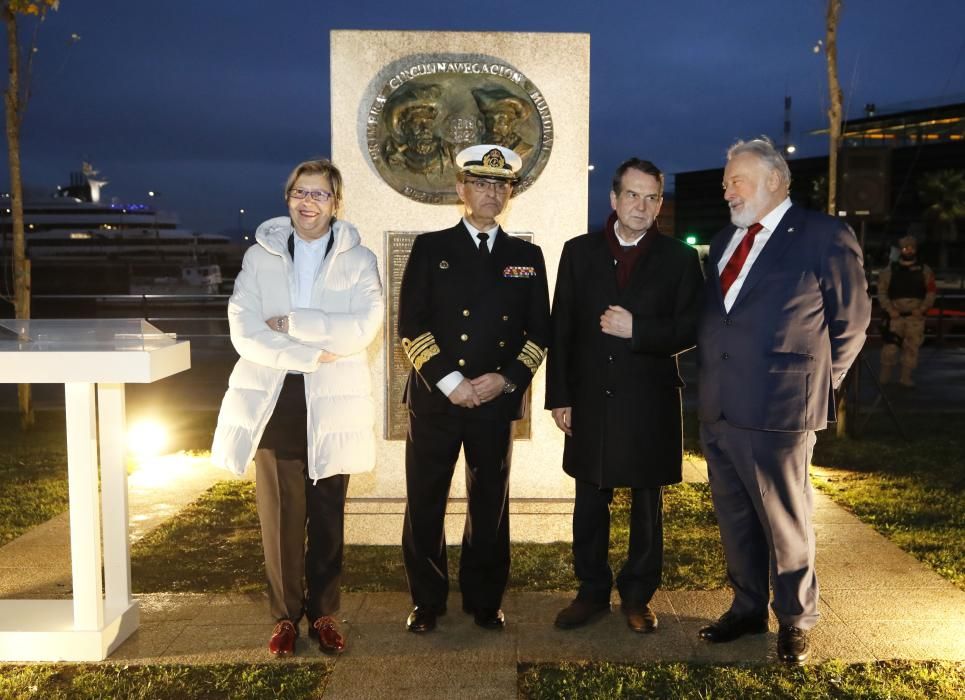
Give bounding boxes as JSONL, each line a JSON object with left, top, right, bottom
{"left": 331, "top": 31, "right": 590, "bottom": 539}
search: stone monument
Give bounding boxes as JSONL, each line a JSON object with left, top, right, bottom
{"left": 331, "top": 30, "right": 589, "bottom": 543}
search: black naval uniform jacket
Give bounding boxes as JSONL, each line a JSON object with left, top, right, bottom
{"left": 398, "top": 221, "right": 551, "bottom": 422}
{"left": 545, "top": 229, "right": 704, "bottom": 488}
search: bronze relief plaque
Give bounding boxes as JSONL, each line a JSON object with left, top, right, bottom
{"left": 365, "top": 56, "right": 554, "bottom": 204}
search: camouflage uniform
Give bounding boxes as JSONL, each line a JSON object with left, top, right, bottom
{"left": 878, "top": 236, "right": 936, "bottom": 387}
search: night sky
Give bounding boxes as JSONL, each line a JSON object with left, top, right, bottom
{"left": 3, "top": 0, "right": 964, "bottom": 235}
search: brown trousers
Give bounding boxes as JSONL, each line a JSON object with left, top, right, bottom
{"left": 255, "top": 450, "right": 307, "bottom": 622}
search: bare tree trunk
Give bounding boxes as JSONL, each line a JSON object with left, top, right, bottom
{"left": 4, "top": 6, "right": 34, "bottom": 430}
{"left": 825, "top": 0, "right": 849, "bottom": 437}
{"left": 826, "top": 0, "right": 843, "bottom": 217}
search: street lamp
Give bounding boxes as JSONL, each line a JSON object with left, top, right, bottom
{"left": 238, "top": 208, "right": 246, "bottom": 238}
{"left": 148, "top": 191, "right": 160, "bottom": 243}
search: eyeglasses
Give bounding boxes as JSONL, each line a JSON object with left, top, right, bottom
{"left": 289, "top": 187, "right": 333, "bottom": 202}
{"left": 466, "top": 178, "right": 513, "bottom": 194}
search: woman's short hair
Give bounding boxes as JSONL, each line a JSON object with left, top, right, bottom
{"left": 284, "top": 159, "right": 343, "bottom": 210}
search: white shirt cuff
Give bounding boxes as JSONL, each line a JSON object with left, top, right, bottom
{"left": 437, "top": 371, "right": 466, "bottom": 397}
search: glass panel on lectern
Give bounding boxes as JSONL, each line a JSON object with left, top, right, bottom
{"left": 0, "top": 319, "right": 177, "bottom": 351}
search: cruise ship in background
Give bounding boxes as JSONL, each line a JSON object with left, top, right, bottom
{"left": 0, "top": 163, "right": 243, "bottom": 295}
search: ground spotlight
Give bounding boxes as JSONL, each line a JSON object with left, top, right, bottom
{"left": 127, "top": 420, "right": 168, "bottom": 458}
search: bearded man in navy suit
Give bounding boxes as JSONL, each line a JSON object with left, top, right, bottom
{"left": 696, "top": 138, "right": 870, "bottom": 664}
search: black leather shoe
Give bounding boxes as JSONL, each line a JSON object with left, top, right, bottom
{"left": 621, "top": 603, "right": 658, "bottom": 633}
{"left": 698, "top": 611, "right": 768, "bottom": 643}
{"left": 777, "top": 625, "right": 810, "bottom": 664}
{"left": 473, "top": 608, "right": 505, "bottom": 630}
{"left": 406, "top": 605, "right": 445, "bottom": 633}
{"left": 554, "top": 599, "right": 611, "bottom": 629}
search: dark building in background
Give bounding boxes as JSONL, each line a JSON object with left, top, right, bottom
{"left": 674, "top": 101, "right": 965, "bottom": 271}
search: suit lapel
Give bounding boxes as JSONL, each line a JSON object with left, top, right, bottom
{"left": 730, "top": 205, "right": 802, "bottom": 309}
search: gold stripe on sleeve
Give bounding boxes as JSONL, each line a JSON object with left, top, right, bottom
{"left": 402, "top": 332, "right": 441, "bottom": 371}
{"left": 516, "top": 340, "right": 547, "bottom": 375}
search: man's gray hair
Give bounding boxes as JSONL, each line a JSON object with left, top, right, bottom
{"left": 727, "top": 137, "right": 792, "bottom": 189}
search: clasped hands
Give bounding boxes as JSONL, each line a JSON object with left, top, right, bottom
{"left": 266, "top": 316, "right": 337, "bottom": 364}
{"left": 448, "top": 373, "right": 506, "bottom": 408}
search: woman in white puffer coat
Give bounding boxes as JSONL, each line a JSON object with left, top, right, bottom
{"left": 211, "top": 159, "right": 383, "bottom": 657}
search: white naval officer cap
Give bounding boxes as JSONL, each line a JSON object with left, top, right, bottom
{"left": 456, "top": 144, "right": 522, "bottom": 181}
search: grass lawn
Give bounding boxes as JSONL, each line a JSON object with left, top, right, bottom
{"left": 811, "top": 411, "right": 965, "bottom": 589}
{"left": 0, "top": 663, "right": 328, "bottom": 700}
{"left": 518, "top": 660, "right": 964, "bottom": 700}
{"left": 0, "top": 411, "right": 68, "bottom": 545}
{"left": 131, "top": 481, "right": 728, "bottom": 594}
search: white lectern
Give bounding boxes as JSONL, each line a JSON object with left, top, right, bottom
{"left": 0, "top": 319, "right": 190, "bottom": 661}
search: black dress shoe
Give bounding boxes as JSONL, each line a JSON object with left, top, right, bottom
{"left": 621, "top": 603, "right": 658, "bottom": 633}
{"left": 777, "top": 625, "right": 810, "bottom": 664}
{"left": 406, "top": 605, "right": 444, "bottom": 633}
{"left": 554, "top": 599, "right": 611, "bottom": 629}
{"left": 473, "top": 608, "right": 505, "bottom": 629}
{"left": 698, "top": 611, "right": 768, "bottom": 643}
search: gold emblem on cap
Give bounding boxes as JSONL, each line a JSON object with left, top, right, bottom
{"left": 439, "top": 260, "right": 449, "bottom": 269}
{"left": 483, "top": 148, "right": 506, "bottom": 169}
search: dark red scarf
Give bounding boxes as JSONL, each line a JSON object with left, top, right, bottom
{"left": 604, "top": 212, "right": 657, "bottom": 290}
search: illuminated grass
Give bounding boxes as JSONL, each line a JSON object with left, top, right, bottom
{"left": 518, "top": 660, "right": 965, "bottom": 700}
{"left": 131, "top": 481, "right": 726, "bottom": 593}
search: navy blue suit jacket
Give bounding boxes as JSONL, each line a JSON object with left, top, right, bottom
{"left": 696, "top": 204, "right": 871, "bottom": 432}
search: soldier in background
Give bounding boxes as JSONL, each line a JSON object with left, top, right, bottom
{"left": 877, "top": 235, "right": 937, "bottom": 388}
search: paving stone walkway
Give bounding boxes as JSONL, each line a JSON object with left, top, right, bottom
{"left": 0, "top": 452, "right": 962, "bottom": 698}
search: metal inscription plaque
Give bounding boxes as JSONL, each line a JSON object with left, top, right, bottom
{"left": 366, "top": 56, "right": 554, "bottom": 204}
{"left": 384, "top": 230, "right": 534, "bottom": 441}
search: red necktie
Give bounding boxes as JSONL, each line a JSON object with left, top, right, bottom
{"left": 720, "top": 223, "right": 763, "bottom": 297}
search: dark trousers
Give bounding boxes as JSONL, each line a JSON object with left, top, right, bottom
{"left": 402, "top": 410, "right": 513, "bottom": 612}
{"left": 700, "top": 419, "right": 819, "bottom": 630}
{"left": 572, "top": 478, "right": 663, "bottom": 606}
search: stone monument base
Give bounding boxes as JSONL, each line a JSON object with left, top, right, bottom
{"left": 344, "top": 498, "right": 572, "bottom": 545}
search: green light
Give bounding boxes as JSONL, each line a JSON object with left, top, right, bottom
{"left": 685, "top": 235, "right": 698, "bottom": 245}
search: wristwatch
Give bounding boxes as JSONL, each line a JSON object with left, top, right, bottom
{"left": 501, "top": 375, "right": 517, "bottom": 394}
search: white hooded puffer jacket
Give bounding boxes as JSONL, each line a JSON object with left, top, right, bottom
{"left": 210, "top": 216, "right": 384, "bottom": 481}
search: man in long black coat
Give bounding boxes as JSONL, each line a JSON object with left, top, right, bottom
{"left": 398, "top": 145, "right": 551, "bottom": 634}
{"left": 546, "top": 158, "right": 703, "bottom": 632}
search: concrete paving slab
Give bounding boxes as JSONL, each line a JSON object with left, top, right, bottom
{"left": 349, "top": 590, "right": 411, "bottom": 623}
{"left": 683, "top": 623, "right": 774, "bottom": 664}
{"left": 519, "top": 612, "right": 695, "bottom": 664}
{"left": 664, "top": 589, "right": 736, "bottom": 623}
{"left": 159, "top": 622, "right": 284, "bottom": 664}
{"left": 818, "top": 558, "right": 952, "bottom": 590}
{"left": 858, "top": 620, "right": 965, "bottom": 661}
{"left": 822, "top": 586, "right": 965, "bottom": 623}
{"left": 0, "top": 512, "right": 68, "bottom": 548}
{"left": 108, "top": 621, "right": 186, "bottom": 662}
{"left": 137, "top": 592, "right": 218, "bottom": 623}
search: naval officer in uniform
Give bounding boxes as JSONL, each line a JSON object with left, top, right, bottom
{"left": 397, "top": 144, "right": 551, "bottom": 633}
